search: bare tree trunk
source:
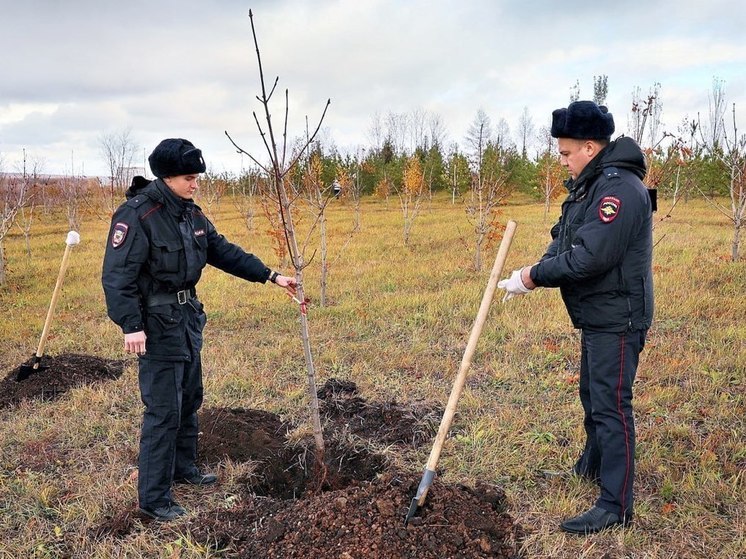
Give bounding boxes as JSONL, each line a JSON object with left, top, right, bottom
{"left": 733, "top": 222, "right": 741, "bottom": 262}
{"left": 277, "top": 176, "right": 325, "bottom": 461}
{"left": 0, "top": 242, "right": 5, "bottom": 286}
{"left": 402, "top": 199, "right": 410, "bottom": 245}
{"left": 730, "top": 159, "right": 745, "bottom": 262}
{"left": 225, "top": 9, "right": 331, "bottom": 471}
{"left": 725, "top": 103, "right": 745, "bottom": 261}
{"left": 320, "top": 213, "right": 328, "bottom": 306}
{"left": 1, "top": 174, "right": 32, "bottom": 285}
{"left": 399, "top": 156, "right": 425, "bottom": 246}
{"left": 99, "top": 128, "right": 138, "bottom": 217}
{"left": 474, "top": 234, "right": 483, "bottom": 271}
{"left": 234, "top": 171, "right": 262, "bottom": 237}
{"left": 353, "top": 173, "right": 362, "bottom": 231}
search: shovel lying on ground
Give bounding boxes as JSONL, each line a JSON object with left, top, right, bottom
{"left": 404, "top": 220, "right": 517, "bottom": 525}
{"left": 17, "top": 231, "right": 81, "bottom": 381}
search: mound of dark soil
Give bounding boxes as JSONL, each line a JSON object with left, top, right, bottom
{"left": 0, "top": 353, "right": 126, "bottom": 409}
{"left": 191, "top": 470, "right": 523, "bottom": 559}
{"left": 187, "top": 380, "right": 521, "bottom": 557}
{"left": 199, "top": 407, "right": 290, "bottom": 466}
{"left": 318, "top": 378, "right": 443, "bottom": 447}
{"left": 91, "top": 379, "right": 524, "bottom": 557}
{"left": 198, "top": 405, "right": 388, "bottom": 499}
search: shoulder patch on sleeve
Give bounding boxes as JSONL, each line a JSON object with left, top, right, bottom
{"left": 599, "top": 196, "right": 621, "bottom": 223}
{"left": 111, "top": 222, "right": 129, "bottom": 248}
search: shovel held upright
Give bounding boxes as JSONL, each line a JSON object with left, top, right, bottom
{"left": 404, "top": 220, "right": 517, "bottom": 525}
{"left": 17, "top": 231, "right": 81, "bottom": 381}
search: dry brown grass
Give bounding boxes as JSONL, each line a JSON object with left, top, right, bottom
{"left": 0, "top": 193, "right": 743, "bottom": 558}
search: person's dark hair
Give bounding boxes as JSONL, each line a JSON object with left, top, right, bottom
{"left": 148, "top": 138, "right": 206, "bottom": 178}
{"left": 551, "top": 101, "right": 615, "bottom": 141}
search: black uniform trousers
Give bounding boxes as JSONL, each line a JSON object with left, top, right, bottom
{"left": 573, "top": 328, "right": 646, "bottom": 519}
{"left": 137, "top": 302, "right": 205, "bottom": 509}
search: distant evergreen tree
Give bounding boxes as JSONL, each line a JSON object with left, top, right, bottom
{"left": 593, "top": 75, "right": 609, "bottom": 105}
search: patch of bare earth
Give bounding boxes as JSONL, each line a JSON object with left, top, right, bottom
{"left": 185, "top": 379, "right": 524, "bottom": 558}
{"left": 0, "top": 353, "right": 125, "bottom": 409}
{"left": 1, "top": 364, "right": 528, "bottom": 557}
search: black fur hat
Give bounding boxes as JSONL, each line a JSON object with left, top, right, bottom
{"left": 148, "top": 138, "right": 206, "bottom": 178}
{"left": 551, "top": 101, "right": 615, "bottom": 140}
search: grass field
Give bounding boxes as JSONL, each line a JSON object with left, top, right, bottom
{"left": 0, "top": 193, "right": 743, "bottom": 558}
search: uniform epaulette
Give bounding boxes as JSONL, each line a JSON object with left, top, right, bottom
{"left": 125, "top": 195, "right": 153, "bottom": 209}
{"left": 604, "top": 166, "right": 621, "bottom": 179}
{"left": 124, "top": 195, "right": 163, "bottom": 220}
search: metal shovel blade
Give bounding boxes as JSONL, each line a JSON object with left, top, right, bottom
{"left": 404, "top": 468, "right": 435, "bottom": 526}
{"left": 16, "top": 357, "right": 47, "bottom": 382}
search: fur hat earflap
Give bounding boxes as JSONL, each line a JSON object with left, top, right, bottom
{"left": 551, "top": 101, "right": 615, "bottom": 140}
{"left": 148, "top": 138, "right": 206, "bottom": 178}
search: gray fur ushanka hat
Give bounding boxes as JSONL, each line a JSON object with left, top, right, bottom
{"left": 551, "top": 100, "right": 615, "bottom": 141}
{"left": 148, "top": 138, "right": 206, "bottom": 178}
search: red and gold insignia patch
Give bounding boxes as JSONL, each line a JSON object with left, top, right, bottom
{"left": 111, "top": 222, "right": 129, "bottom": 248}
{"left": 599, "top": 196, "right": 621, "bottom": 223}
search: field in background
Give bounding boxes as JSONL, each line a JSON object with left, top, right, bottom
{"left": 0, "top": 194, "right": 743, "bottom": 558}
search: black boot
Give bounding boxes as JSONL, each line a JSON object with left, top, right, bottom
{"left": 560, "top": 506, "right": 630, "bottom": 534}
{"left": 139, "top": 502, "right": 187, "bottom": 522}
{"left": 174, "top": 471, "right": 217, "bottom": 486}
{"left": 572, "top": 450, "right": 600, "bottom": 483}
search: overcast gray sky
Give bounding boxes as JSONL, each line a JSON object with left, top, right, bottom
{"left": 1, "top": 0, "right": 744, "bottom": 177}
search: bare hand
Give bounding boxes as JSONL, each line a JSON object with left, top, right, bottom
{"left": 274, "top": 274, "right": 297, "bottom": 297}
{"left": 124, "top": 331, "right": 147, "bottom": 355}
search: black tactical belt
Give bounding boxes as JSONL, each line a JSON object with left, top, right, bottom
{"left": 146, "top": 289, "right": 194, "bottom": 307}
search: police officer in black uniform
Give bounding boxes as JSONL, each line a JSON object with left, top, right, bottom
{"left": 102, "top": 138, "right": 297, "bottom": 521}
{"left": 498, "top": 101, "right": 653, "bottom": 534}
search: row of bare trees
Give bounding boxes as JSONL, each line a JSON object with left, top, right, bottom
{"left": 623, "top": 78, "right": 745, "bottom": 260}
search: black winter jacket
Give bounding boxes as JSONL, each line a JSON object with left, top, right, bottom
{"left": 530, "top": 137, "right": 654, "bottom": 332}
{"left": 102, "top": 178, "right": 271, "bottom": 340}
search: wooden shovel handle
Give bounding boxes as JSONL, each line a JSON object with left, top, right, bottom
{"left": 35, "top": 242, "right": 75, "bottom": 360}
{"left": 424, "top": 220, "right": 517, "bottom": 472}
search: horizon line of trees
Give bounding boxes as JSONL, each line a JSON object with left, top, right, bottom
{"left": 2, "top": 75, "right": 744, "bottom": 276}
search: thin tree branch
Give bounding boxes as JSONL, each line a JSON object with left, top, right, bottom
{"left": 224, "top": 131, "right": 271, "bottom": 174}
{"left": 300, "top": 194, "right": 334, "bottom": 255}
{"left": 280, "top": 99, "right": 332, "bottom": 179}
{"left": 694, "top": 184, "right": 736, "bottom": 223}
{"left": 249, "top": 9, "right": 283, "bottom": 177}
{"left": 282, "top": 89, "right": 289, "bottom": 170}
{"left": 252, "top": 111, "right": 276, "bottom": 166}
{"left": 266, "top": 76, "right": 280, "bottom": 104}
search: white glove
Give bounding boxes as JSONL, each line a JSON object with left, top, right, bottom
{"left": 497, "top": 268, "right": 531, "bottom": 302}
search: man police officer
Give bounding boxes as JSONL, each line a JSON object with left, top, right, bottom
{"left": 498, "top": 101, "right": 653, "bottom": 534}
{"left": 102, "top": 138, "right": 297, "bottom": 521}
